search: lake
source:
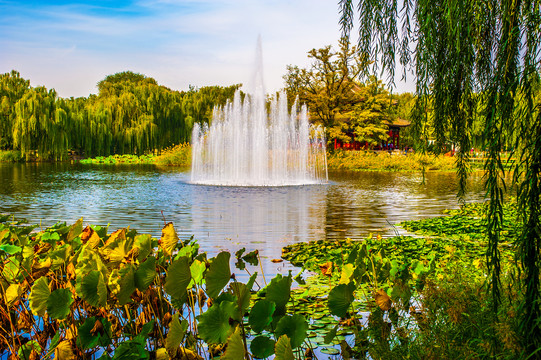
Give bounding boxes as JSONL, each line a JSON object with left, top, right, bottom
{"left": 0, "top": 163, "right": 486, "bottom": 275}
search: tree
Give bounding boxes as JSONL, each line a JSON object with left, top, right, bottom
{"left": 339, "top": 0, "right": 541, "bottom": 353}
{"left": 349, "top": 76, "right": 393, "bottom": 146}
{"left": 283, "top": 38, "right": 369, "bottom": 128}
{"left": 0, "top": 70, "right": 30, "bottom": 149}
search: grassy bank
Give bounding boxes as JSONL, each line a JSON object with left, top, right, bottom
{"left": 327, "top": 150, "right": 457, "bottom": 172}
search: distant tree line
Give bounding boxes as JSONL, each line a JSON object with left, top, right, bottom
{"left": 0, "top": 70, "right": 240, "bottom": 160}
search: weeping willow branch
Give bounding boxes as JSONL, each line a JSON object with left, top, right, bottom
{"left": 339, "top": 0, "right": 541, "bottom": 352}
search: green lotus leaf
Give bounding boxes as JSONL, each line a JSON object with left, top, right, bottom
{"left": 248, "top": 300, "right": 275, "bottom": 333}
{"left": 76, "top": 245, "right": 108, "bottom": 282}
{"left": 40, "top": 231, "right": 61, "bottom": 244}
{"left": 165, "top": 313, "right": 188, "bottom": 356}
{"left": 264, "top": 273, "right": 292, "bottom": 315}
{"left": 135, "top": 256, "right": 156, "bottom": 291}
{"left": 47, "top": 288, "right": 73, "bottom": 320}
{"left": 77, "top": 316, "right": 112, "bottom": 350}
{"left": 18, "top": 340, "right": 41, "bottom": 360}
{"left": 250, "top": 335, "right": 275, "bottom": 359}
{"left": 197, "top": 300, "right": 236, "bottom": 344}
{"left": 274, "top": 335, "right": 294, "bottom": 360}
{"left": 274, "top": 314, "right": 308, "bottom": 349}
{"left": 242, "top": 250, "right": 259, "bottom": 266}
{"left": 0, "top": 244, "right": 21, "bottom": 255}
{"left": 323, "top": 324, "right": 338, "bottom": 344}
{"left": 205, "top": 251, "right": 231, "bottom": 299}
{"left": 320, "top": 347, "right": 340, "bottom": 355}
{"left": 221, "top": 326, "right": 245, "bottom": 359}
{"left": 111, "top": 337, "right": 148, "bottom": 360}
{"left": 164, "top": 256, "right": 191, "bottom": 300}
{"left": 113, "top": 264, "right": 136, "bottom": 305}
{"left": 2, "top": 257, "right": 20, "bottom": 282}
{"left": 29, "top": 276, "right": 50, "bottom": 316}
{"left": 80, "top": 270, "right": 107, "bottom": 308}
{"left": 229, "top": 281, "right": 250, "bottom": 317}
{"left": 134, "top": 234, "right": 152, "bottom": 262}
{"left": 160, "top": 222, "right": 179, "bottom": 256}
{"left": 189, "top": 259, "right": 206, "bottom": 286}
{"left": 328, "top": 283, "right": 355, "bottom": 318}
{"left": 66, "top": 218, "right": 84, "bottom": 242}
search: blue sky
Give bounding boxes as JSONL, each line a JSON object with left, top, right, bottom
{"left": 0, "top": 0, "right": 415, "bottom": 98}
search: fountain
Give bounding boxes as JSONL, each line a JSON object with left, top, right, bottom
{"left": 190, "top": 39, "right": 328, "bottom": 186}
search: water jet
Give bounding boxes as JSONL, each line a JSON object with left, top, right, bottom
{"left": 190, "top": 39, "right": 327, "bottom": 186}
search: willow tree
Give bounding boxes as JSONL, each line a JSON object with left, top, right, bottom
{"left": 339, "top": 0, "right": 540, "bottom": 353}
{"left": 0, "top": 71, "right": 30, "bottom": 149}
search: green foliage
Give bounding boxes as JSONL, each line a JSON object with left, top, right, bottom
{"left": 250, "top": 335, "right": 275, "bottom": 358}
{"left": 274, "top": 314, "right": 309, "bottom": 349}
{"left": 205, "top": 251, "right": 231, "bottom": 299}
{"left": 0, "top": 70, "right": 240, "bottom": 160}
{"left": 249, "top": 300, "right": 276, "bottom": 333}
{"left": 340, "top": 0, "right": 541, "bottom": 352}
{"left": 283, "top": 38, "right": 369, "bottom": 129}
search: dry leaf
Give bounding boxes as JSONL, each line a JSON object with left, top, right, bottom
{"left": 375, "top": 289, "right": 392, "bottom": 311}
{"left": 319, "top": 261, "right": 333, "bottom": 276}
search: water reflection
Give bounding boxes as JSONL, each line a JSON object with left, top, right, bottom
{"left": 0, "top": 163, "right": 487, "bottom": 276}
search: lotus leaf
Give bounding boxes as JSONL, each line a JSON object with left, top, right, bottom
{"left": 264, "top": 273, "right": 292, "bottom": 316}
{"left": 375, "top": 289, "right": 392, "bottom": 311}
{"left": 109, "top": 263, "right": 136, "bottom": 305}
{"left": 205, "top": 251, "right": 231, "bottom": 299}
{"left": 54, "top": 340, "right": 76, "bottom": 360}
{"left": 250, "top": 335, "right": 275, "bottom": 358}
{"left": 2, "top": 256, "right": 20, "bottom": 282}
{"left": 29, "top": 276, "right": 50, "bottom": 316}
{"left": 197, "top": 300, "right": 237, "bottom": 344}
{"left": 80, "top": 270, "right": 107, "bottom": 307}
{"left": 0, "top": 244, "right": 21, "bottom": 254}
{"left": 328, "top": 283, "right": 355, "bottom": 317}
{"left": 135, "top": 256, "right": 156, "bottom": 291}
{"left": 229, "top": 281, "right": 251, "bottom": 316}
{"left": 189, "top": 259, "right": 206, "bottom": 286}
{"left": 274, "top": 335, "right": 294, "bottom": 360}
{"left": 323, "top": 324, "right": 338, "bottom": 344}
{"left": 18, "top": 340, "right": 41, "bottom": 360}
{"left": 134, "top": 234, "right": 152, "bottom": 261}
{"left": 340, "top": 263, "right": 355, "bottom": 284}
{"left": 47, "top": 288, "right": 73, "bottom": 320}
{"left": 274, "top": 314, "right": 308, "bottom": 348}
{"left": 160, "top": 222, "right": 179, "bottom": 256}
{"left": 249, "top": 299, "right": 275, "bottom": 333}
{"left": 77, "top": 316, "right": 112, "bottom": 349}
{"left": 220, "top": 326, "right": 245, "bottom": 359}
{"left": 5, "top": 283, "right": 22, "bottom": 307}
{"left": 67, "top": 218, "right": 83, "bottom": 242}
{"left": 164, "top": 256, "right": 191, "bottom": 300}
{"left": 112, "top": 336, "right": 149, "bottom": 359}
{"left": 165, "top": 313, "right": 188, "bottom": 356}
{"left": 81, "top": 225, "right": 101, "bottom": 249}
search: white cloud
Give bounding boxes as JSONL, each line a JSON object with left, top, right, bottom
{"left": 0, "top": 0, "right": 414, "bottom": 98}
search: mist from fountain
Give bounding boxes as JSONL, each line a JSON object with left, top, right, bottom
{"left": 190, "top": 40, "right": 327, "bottom": 186}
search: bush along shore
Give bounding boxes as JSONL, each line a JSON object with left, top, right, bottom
{"left": 0, "top": 200, "right": 530, "bottom": 359}
{"left": 3, "top": 146, "right": 456, "bottom": 173}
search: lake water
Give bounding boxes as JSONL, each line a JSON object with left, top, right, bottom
{"left": 0, "top": 163, "right": 486, "bottom": 275}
